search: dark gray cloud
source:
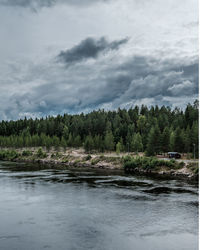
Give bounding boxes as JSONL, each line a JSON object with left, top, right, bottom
{"left": 0, "top": 0, "right": 198, "bottom": 120}
{"left": 0, "top": 0, "right": 109, "bottom": 10}
{"left": 2, "top": 54, "right": 198, "bottom": 120}
{"left": 57, "top": 37, "right": 128, "bottom": 65}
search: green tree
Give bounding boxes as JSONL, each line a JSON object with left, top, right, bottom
{"left": 116, "top": 141, "right": 123, "bottom": 155}
{"left": 161, "top": 127, "right": 170, "bottom": 153}
{"left": 137, "top": 115, "right": 146, "bottom": 134}
{"left": 84, "top": 135, "right": 94, "bottom": 153}
{"left": 104, "top": 131, "right": 115, "bottom": 151}
{"left": 131, "top": 133, "right": 143, "bottom": 153}
{"left": 74, "top": 135, "right": 82, "bottom": 147}
{"left": 61, "top": 136, "right": 67, "bottom": 151}
{"left": 62, "top": 126, "right": 69, "bottom": 141}
{"left": 146, "top": 125, "right": 161, "bottom": 156}
{"left": 174, "top": 127, "right": 184, "bottom": 152}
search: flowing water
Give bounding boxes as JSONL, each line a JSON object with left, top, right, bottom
{"left": 0, "top": 161, "right": 198, "bottom": 250}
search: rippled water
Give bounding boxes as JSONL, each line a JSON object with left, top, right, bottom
{"left": 0, "top": 161, "right": 198, "bottom": 250}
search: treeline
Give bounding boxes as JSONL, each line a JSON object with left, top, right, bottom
{"left": 0, "top": 101, "right": 198, "bottom": 156}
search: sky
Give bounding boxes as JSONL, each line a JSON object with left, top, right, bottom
{"left": 0, "top": 0, "right": 198, "bottom": 120}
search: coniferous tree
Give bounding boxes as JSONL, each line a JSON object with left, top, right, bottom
{"left": 131, "top": 133, "right": 143, "bottom": 153}
{"left": 84, "top": 135, "right": 94, "bottom": 153}
{"left": 161, "top": 127, "right": 170, "bottom": 153}
{"left": 0, "top": 101, "right": 198, "bottom": 156}
{"left": 104, "top": 131, "right": 115, "bottom": 151}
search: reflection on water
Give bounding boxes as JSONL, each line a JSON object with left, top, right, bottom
{"left": 0, "top": 161, "right": 198, "bottom": 250}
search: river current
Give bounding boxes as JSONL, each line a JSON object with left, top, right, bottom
{"left": 0, "top": 161, "right": 198, "bottom": 250}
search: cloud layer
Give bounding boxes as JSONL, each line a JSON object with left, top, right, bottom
{"left": 0, "top": 0, "right": 198, "bottom": 120}
{"left": 0, "top": 0, "right": 109, "bottom": 10}
{"left": 1, "top": 45, "right": 198, "bottom": 120}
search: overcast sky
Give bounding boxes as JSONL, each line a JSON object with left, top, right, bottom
{"left": 0, "top": 0, "right": 198, "bottom": 120}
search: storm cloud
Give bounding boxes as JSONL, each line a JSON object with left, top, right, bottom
{"left": 0, "top": 0, "right": 198, "bottom": 120}
{"left": 57, "top": 37, "right": 128, "bottom": 65}
{"left": 1, "top": 51, "right": 198, "bottom": 120}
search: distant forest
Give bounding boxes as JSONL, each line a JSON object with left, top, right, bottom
{"left": 0, "top": 101, "right": 198, "bottom": 156}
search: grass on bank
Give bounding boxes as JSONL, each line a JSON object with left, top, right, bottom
{"left": 0, "top": 149, "right": 198, "bottom": 175}
{"left": 123, "top": 155, "right": 186, "bottom": 171}
{"left": 0, "top": 148, "right": 47, "bottom": 161}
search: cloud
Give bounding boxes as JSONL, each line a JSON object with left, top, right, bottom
{"left": 1, "top": 49, "right": 198, "bottom": 121}
{"left": 167, "top": 80, "right": 194, "bottom": 96}
{"left": 0, "top": 0, "right": 110, "bottom": 11}
{"left": 57, "top": 37, "right": 128, "bottom": 65}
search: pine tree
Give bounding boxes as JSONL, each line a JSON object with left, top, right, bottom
{"left": 84, "top": 135, "right": 94, "bottom": 153}
{"left": 116, "top": 142, "right": 122, "bottom": 155}
{"left": 61, "top": 136, "right": 67, "bottom": 152}
{"left": 74, "top": 135, "right": 82, "bottom": 147}
{"left": 146, "top": 125, "right": 161, "bottom": 156}
{"left": 131, "top": 133, "right": 143, "bottom": 153}
{"left": 174, "top": 127, "right": 184, "bottom": 152}
{"left": 161, "top": 127, "right": 170, "bottom": 153}
{"left": 62, "top": 126, "right": 69, "bottom": 141}
{"left": 104, "top": 131, "right": 115, "bottom": 151}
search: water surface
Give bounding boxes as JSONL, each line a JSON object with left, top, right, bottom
{"left": 0, "top": 161, "right": 198, "bottom": 250}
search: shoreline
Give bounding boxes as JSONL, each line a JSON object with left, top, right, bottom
{"left": 12, "top": 159, "right": 199, "bottom": 182}
{"left": 0, "top": 147, "right": 198, "bottom": 181}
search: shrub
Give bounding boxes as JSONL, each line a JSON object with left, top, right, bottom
{"left": 178, "top": 161, "right": 185, "bottom": 168}
{"left": 99, "top": 155, "right": 106, "bottom": 160}
{"left": 91, "top": 158, "right": 100, "bottom": 165}
{"left": 22, "top": 150, "right": 32, "bottom": 156}
{"left": 187, "top": 163, "right": 199, "bottom": 174}
{"left": 36, "top": 147, "right": 47, "bottom": 158}
{"left": 85, "top": 155, "right": 92, "bottom": 161}
{"left": 0, "top": 150, "right": 19, "bottom": 161}
{"left": 124, "top": 160, "right": 138, "bottom": 169}
{"left": 61, "top": 157, "right": 69, "bottom": 163}
{"left": 123, "top": 155, "right": 132, "bottom": 163}
{"left": 124, "top": 156, "right": 177, "bottom": 170}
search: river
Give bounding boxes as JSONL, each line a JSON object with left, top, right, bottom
{"left": 0, "top": 161, "right": 198, "bottom": 250}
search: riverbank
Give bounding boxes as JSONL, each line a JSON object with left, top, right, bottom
{"left": 0, "top": 148, "right": 198, "bottom": 180}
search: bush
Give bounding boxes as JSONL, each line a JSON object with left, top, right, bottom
{"left": 91, "top": 158, "right": 100, "bottom": 165}
{"left": 124, "top": 156, "right": 177, "bottom": 170}
{"left": 36, "top": 148, "right": 47, "bottom": 158}
{"left": 85, "top": 155, "right": 92, "bottom": 161}
{"left": 22, "top": 150, "right": 32, "bottom": 156}
{"left": 123, "top": 155, "right": 132, "bottom": 163}
{"left": 0, "top": 150, "right": 19, "bottom": 161}
{"left": 178, "top": 161, "right": 185, "bottom": 168}
{"left": 188, "top": 163, "right": 199, "bottom": 174}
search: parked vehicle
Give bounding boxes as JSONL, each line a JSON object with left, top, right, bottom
{"left": 167, "top": 152, "right": 181, "bottom": 159}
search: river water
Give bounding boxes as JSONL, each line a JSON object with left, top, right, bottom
{"left": 0, "top": 161, "right": 198, "bottom": 250}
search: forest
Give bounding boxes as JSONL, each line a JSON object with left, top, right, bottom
{"left": 0, "top": 100, "right": 198, "bottom": 157}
